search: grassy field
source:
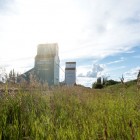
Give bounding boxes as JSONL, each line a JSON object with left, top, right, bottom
{"left": 0, "top": 83, "right": 140, "bottom": 140}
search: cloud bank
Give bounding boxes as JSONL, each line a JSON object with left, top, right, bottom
{"left": 124, "top": 67, "right": 140, "bottom": 81}
{"left": 0, "top": 0, "right": 140, "bottom": 86}
{"left": 0, "top": 0, "right": 140, "bottom": 61}
{"left": 78, "top": 64, "right": 107, "bottom": 78}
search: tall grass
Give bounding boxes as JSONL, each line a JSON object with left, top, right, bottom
{"left": 0, "top": 85, "right": 140, "bottom": 139}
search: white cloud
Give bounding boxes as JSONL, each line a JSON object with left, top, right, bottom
{"left": 125, "top": 50, "right": 135, "bottom": 54}
{"left": 123, "top": 67, "right": 140, "bottom": 81}
{"left": 108, "top": 66, "right": 126, "bottom": 71}
{"left": 78, "top": 64, "right": 108, "bottom": 78}
{"left": 77, "top": 77, "right": 96, "bottom": 87}
{"left": 77, "top": 65, "right": 92, "bottom": 76}
{"left": 87, "top": 64, "right": 104, "bottom": 78}
{"left": 106, "top": 57, "right": 125, "bottom": 65}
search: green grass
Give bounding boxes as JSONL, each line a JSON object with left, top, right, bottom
{"left": 0, "top": 85, "right": 140, "bottom": 139}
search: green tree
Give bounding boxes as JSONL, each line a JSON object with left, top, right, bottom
{"left": 137, "top": 70, "right": 140, "bottom": 79}
{"left": 8, "top": 69, "right": 17, "bottom": 83}
{"left": 105, "top": 79, "right": 120, "bottom": 86}
{"left": 92, "top": 82, "right": 103, "bottom": 89}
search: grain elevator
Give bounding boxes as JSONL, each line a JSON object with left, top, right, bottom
{"left": 35, "top": 43, "right": 59, "bottom": 85}
{"left": 65, "top": 62, "right": 76, "bottom": 85}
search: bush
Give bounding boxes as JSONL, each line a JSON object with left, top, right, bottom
{"left": 92, "top": 83, "right": 104, "bottom": 89}
{"left": 105, "top": 80, "right": 120, "bottom": 86}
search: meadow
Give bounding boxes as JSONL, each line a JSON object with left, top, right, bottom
{"left": 0, "top": 83, "right": 140, "bottom": 140}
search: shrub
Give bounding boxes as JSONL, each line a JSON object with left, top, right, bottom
{"left": 105, "top": 79, "right": 120, "bottom": 86}
{"left": 92, "top": 83, "right": 104, "bottom": 89}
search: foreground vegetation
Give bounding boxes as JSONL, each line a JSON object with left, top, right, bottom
{"left": 0, "top": 83, "right": 140, "bottom": 140}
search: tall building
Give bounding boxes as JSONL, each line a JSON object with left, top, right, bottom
{"left": 18, "top": 43, "right": 60, "bottom": 86}
{"left": 65, "top": 62, "right": 76, "bottom": 85}
{"left": 35, "top": 43, "right": 59, "bottom": 85}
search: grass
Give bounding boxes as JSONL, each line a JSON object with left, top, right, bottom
{"left": 0, "top": 84, "right": 140, "bottom": 139}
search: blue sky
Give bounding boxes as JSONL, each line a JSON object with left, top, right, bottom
{"left": 0, "top": 0, "right": 140, "bottom": 87}
{"left": 74, "top": 46, "right": 139, "bottom": 86}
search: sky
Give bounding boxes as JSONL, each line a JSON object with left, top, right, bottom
{"left": 0, "top": 0, "right": 140, "bottom": 87}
